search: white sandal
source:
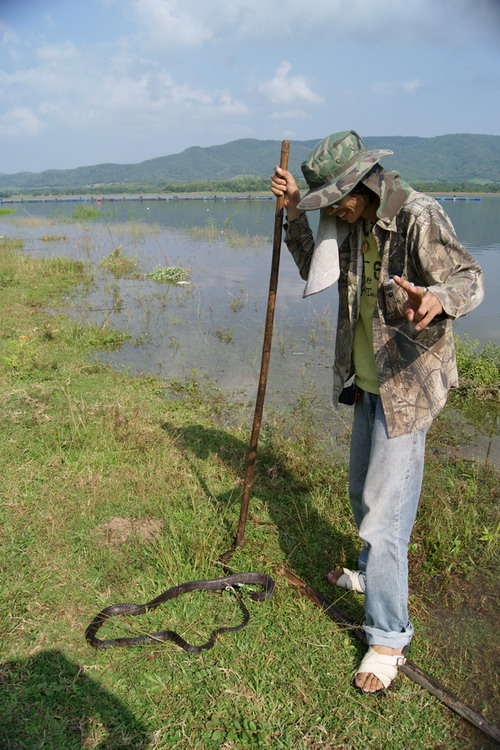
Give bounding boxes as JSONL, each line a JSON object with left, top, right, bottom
{"left": 354, "top": 646, "right": 406, "bottom": 694}
{"left": 327, "top": 567, "right": 365, "bottom": 594}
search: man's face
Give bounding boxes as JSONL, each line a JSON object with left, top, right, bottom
{"left": 324, "top": 192, "right": 368, "bottom": 223}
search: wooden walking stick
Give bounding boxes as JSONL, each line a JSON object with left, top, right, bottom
{"left": 220, "top": 140, "right": 290, "bottom": 564}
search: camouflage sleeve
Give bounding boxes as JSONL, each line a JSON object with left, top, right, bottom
{"left": 408, "top": 201, "right": 484, "bottom": 319}
{"left": 283, "top": 212, "right": 315, "bottom": 280}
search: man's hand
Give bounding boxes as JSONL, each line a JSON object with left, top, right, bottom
{"left": 271, "top": 166, "right": 303, "bottom": 220}
{"left": 392, "top": 275, "right": 443, "bottom": 331}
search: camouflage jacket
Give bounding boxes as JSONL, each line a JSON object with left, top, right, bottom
{"left": 284, "top": 174, "right": 484, "bottom": 437}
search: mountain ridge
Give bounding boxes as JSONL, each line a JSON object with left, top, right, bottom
{"left": 1, "top": 134, "right": 499, "bottom": 191}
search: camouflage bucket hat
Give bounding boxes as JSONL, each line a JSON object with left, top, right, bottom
{"left": 298, "top": 130, "right": 393, "bottom": 211}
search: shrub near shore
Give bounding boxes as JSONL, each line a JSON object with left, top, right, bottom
{"left": 0, "top": 237, "right": 498, "bottom": 749}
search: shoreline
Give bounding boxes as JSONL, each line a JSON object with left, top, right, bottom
{"left": 2, "top": 190, "right": 499, "bottom": 205}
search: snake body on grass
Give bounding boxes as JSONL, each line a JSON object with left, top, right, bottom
{"left": 85, "top": 572, "right": 275, "bottom": 651}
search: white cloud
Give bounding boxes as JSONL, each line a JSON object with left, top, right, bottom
{"left": 270, "top": 110, "right": 309, "bottom": 120}
{"left": 0, "top": 20, "right": 20, "bottom": 46}
{"left": 167, "top": 0, "right": 500, "bottom": 49}
{"left": 257, "top": 61, "right": 323, "bottom": 106}
{"left": 372, "top": 79, "right": 422, "bottom": 96}
{"left": 37, "top": 41, "right": 78, "bottom": 62}
{"left": 402, "top": 80, "right": 421, "bottom": 95}
{"left": 75, "top": 68, "right": 249, "bottom": 129}
{"left": 97, "top": 73, "right": 155, "bottom": 115}
{"left": 0, "top": 106, "right": 43, "bottom": 137}
{"left": 38, "top": 99, "right": 77, "bottom": 123}
{"left": 0, "top": 65, "right": 75, "bottom": 94}
{"left": 214, "top": 0, "right": 425, "bottom": 42}
{"left": 163, "top": 81, "right": 248, "bottom": 116}
{"left": 131, "top": 0, "right": 212, "bottom": 46}
{"left": 0, "top": 37, "right": 248, "bottom": 134}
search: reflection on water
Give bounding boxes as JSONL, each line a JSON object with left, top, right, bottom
{"left": 2, "top": 210, "right": 340, "bottom": 426}
{"left": 8, "top": 194, "right": 499, "bottom": 346}
{"left": 435, "top": 196, "right": 500, "bottom": 345}
{"left": 1, "top": 196, "right": 498, "bottom": 459}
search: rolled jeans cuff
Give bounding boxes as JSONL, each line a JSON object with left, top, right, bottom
{"left": 363, "top": 622, "right": 414, "bottom": 650}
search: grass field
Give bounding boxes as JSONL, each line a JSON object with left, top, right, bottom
{"left": 0, "top": 237, "right": 498, "bottom": 749}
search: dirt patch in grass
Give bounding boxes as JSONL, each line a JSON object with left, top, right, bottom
{"left": 97, "top": 516, "right": 165, "bottom": 545}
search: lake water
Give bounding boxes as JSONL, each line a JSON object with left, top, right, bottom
{"left": 1, "top": 195, "right": 498, "bottom": 460}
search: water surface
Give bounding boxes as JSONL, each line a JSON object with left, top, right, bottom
{"left": 2, "top": 195, "right": 498, "bottom": 461}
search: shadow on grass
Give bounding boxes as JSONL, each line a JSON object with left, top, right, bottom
{"left": 161, "top": 421, "right": 360, "bottom": 609}
{"left": 160, "top": 420, "right": 500, "bottom": 748}
{"left": 0, "top": 649, "right": 150, "bottom": 749}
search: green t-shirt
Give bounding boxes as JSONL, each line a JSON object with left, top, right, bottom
{"left": 353, "top": 232, "right": 380, "bottom": 394}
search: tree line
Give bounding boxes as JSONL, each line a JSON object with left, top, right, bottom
{"left": 1, "top": 178, "right": 499, "bottom": 200}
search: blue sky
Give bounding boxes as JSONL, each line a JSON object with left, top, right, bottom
{"left": 1, "top": 0, "right": 499, "bottom": 174}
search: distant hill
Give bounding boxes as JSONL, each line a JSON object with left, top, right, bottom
{"left": 1, "top": 134, "right": 499, "bottom": 192}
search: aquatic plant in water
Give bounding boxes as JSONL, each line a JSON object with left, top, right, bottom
{"left": 72, "top": 205, "right": 102, "bottom": 221}
{"left": 215, "top": 327, "right": 233, "bottom": 344}
{"left": 39, "top": 234, "right": 68, "bottom": 242}
{"left": 145, "top": 265, "right": 191, "bottom": 285}
{"left": 99, "top": 247, "right": 139, "bottom": 277}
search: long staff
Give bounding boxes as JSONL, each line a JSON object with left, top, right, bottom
{"left": 221, "top": 140, "right": 290, "bottom": 564}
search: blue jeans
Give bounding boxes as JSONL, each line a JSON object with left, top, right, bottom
{"left": 349, "top": 391, "right": 428, "bottom": 649}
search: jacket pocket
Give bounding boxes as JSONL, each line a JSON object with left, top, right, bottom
{"left": 382, "top": 280, "right": 408, "bottom": 320}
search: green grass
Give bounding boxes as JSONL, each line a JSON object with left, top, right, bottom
{"left": 0, "top": 238, "right": 498, "bottom": 749}
{"left": 454, "top": 334, "right": 500, "bottom": 399}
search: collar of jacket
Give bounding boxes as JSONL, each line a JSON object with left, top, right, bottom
{"left": 362, "top": 168, "right": 415, "bottom": 229}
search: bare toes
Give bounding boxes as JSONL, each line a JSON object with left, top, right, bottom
{"left": 327, "top": 568, "right": 344, "bottom": 585}
{"left": 355, "top": 672, "right": 383, "bottom": 693}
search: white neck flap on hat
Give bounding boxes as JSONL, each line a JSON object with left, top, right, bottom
{"left": 303, "top": 214, "right": 350, "bottom": 297}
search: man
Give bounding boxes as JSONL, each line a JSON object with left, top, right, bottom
{"left": 271, "top": 130, "right": 484, "bottom": 694}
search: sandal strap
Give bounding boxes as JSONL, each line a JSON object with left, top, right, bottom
{"left": 335, "top": 567, "right": 365, "bottom": 594}
{"left": 355, "top": 647, "right": 406, "bottom": 689}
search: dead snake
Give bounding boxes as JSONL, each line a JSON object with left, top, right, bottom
{"left": 85, "top": 572, "right": 275, "bottom": 652}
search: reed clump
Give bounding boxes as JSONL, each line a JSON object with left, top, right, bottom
{"left": 145, "top": 265, "right": 191, "bottom": 284}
